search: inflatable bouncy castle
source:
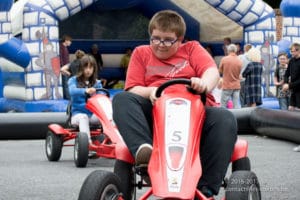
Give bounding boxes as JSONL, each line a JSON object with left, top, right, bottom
{"left": 0, "top": 0, "right": 299, "bottom": 112}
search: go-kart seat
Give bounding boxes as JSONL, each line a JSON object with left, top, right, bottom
{"left": 66, "top": 101, "right": 102, "bottom": 130}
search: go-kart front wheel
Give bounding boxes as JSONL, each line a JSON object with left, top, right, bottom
{"left": 232, "top": 157, "right": 251, "bottom": 172}
{"left": 45, "top": 131, "right": 62, "bottom": 161}
{"left": 74, "top": 132, "right": 89, "bottom": 168}
{"left": 225, "top": 170, "right": 261, "bottom": 200}
{"left": 78, "top": 170, "right": 123, "bottom": 200}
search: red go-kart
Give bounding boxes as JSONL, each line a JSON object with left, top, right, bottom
{"left": 45, "top": 88, "right": 133, "bottom": 168}
{"left": 77, "top": 79, "right": 261, "bottom": 200}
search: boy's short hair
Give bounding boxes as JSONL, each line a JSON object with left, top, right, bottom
{"left": 61, "top": 34, "right": 72, "bottom": 42}
{"left": 290, "top": 43, "right": 300, "bottom": 51}
{"left": 148, "top": 10, "right": 186, "bottom": 38}
{"left": 278, "top": 52, "right": 288, "bottom": 58}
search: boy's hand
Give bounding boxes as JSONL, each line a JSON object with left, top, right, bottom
{"left": 191, "top": 77, "right": 208, "bottom": 93}
{"left": 149, "top": 87, "right": 158, "bottom": 105}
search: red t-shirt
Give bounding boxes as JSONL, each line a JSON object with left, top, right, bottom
{"left": 125, "top": 41, "right": 218, "bottom": 106}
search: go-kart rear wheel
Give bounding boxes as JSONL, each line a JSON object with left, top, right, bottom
{"left": 78, "top": 170, "right": 123, "bottom": 200}
{"left": 74, "top": 132, "right": 89, "bottom": 168}
{"left": 45, "top": 131, "right": 62, "bottom": 161}
{"left": 225, "top": 170, "right": 261, "bottom": 200}
{"left": 232, "top": 157, "right": 251, "bottom": 172}
{"left": 113, "top": 160, "right": 134, "bottom": 200}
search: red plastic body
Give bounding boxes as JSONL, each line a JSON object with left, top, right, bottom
{"left": 49, "top": 87, "right": 249, "bottom": 200}
{"left": 148, "top": 87, "right": 206, "bottom": 199}
{"left": 48, "top": 94, "right": 134, "bottom": 163}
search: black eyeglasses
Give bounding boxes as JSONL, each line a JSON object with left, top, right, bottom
{"left": 290, "top": 49, "right": 299, "bottom": 53}
{"left": 150, "top": 37, "right": 178, "bottom": 47}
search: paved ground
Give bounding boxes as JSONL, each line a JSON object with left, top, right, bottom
{"left": 0, "top": 135, "right": 299, "bottom": 200}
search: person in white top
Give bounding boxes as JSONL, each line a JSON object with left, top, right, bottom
{"left": 238, "top": 44, "right": 252, "bottom": 107}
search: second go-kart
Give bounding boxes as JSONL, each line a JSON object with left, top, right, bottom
{"left": 45, "top": 88, "right": 133, "bottom": 168}
{"left": 77, "top": 79, "right": 261, "bottom": 200}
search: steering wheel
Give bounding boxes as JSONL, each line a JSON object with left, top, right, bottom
{"left": 85, "top": 88, "right": 110, "bottom": 102}
{"left": 96, "top": 88, "right": 110, "bottom": 98}
{"left": 155, "top": 78, "right": 206, "bottom": 104}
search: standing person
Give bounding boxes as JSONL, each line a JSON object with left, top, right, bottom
{"left": 219, "top": 44, "right": 242, "bottom": 109}
{"left": 242, "top": 48, "right": 263, "bottom": 107}
{"left": 239, "top": 44, "right": 252, "bottom": 107}
{"left": 235, "top": 42, "right": 243, "bottom": 55}
{"left": 273, "top": 52, "right": 290, "bottom": 110}
{"left": 68, "top": 55, "right": 102, "bottom": 144}
{"left": 90, "top": 44, "right": 106, "bottom": 86}
{"left": 60, "top": 49, "right": 85, "bottom": 77}
{"left": 120, "top": 47, "right": 133, "bottom": 76}
{"left": 59, "top": 34, "right": 72, "bottom": 99}
{"left": 282, "top": 43, "right": 300, "bottom": 152}
{"left": 222, "top": 37, "right": 231, "bottom": 56}
{"left": 282, "top": 43, "right": 300, "bottom": 111}
{"left": 90, "top": 43, "right": 103, "bottom": 73}
{"left": 112, "top": 10, "right": 237, "bottom": 198}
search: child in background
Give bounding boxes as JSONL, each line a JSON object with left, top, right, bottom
{"left": 273, "top": 52, "right": 290, "bottom": 110}
{"left": 68, "top": 55, "right": 103, "bottom": 144}
{"left": 60, "top": 49, "right": 85, "bottom": 77}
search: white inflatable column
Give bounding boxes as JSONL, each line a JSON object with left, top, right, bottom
{"left": 280, "top": 0, "right": 300, "bottom": 43}
{"left": 204, "top": 0, "right": 277, "bottom": 97}
{"left": 22, "top": 0, "right": 98, "bottom": 101}
{"left": 0, "top": 6, "right": 12, "bottom": 43}
{"left": 0, "top": 0, "right": 30, "bottom": 101}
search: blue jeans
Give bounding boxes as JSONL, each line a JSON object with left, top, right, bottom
{"left": 278, "top": 97, "right": 289, "bottom": 110}
{"left": 221, "top": 89, "right": 241, "bottom": 109}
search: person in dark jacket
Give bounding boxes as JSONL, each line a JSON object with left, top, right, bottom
{"left": 242, "top": 48, "right": 263, "bottom": 107}
{"left": 282, "top": 42, "right": 300, "bottom": 111}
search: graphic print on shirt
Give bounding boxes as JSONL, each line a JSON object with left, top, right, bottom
{"left": 146, "top": 60, "right": 188, "bottom": 79}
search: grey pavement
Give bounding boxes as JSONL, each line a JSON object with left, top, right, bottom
{"left": 0, "top": 135, "right": 299, "bottom": 200}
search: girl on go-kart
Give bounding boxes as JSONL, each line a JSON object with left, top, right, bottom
{"left": 68, "top": 55, "right": 103, "bottom": 144}
{"left": 112, "top": 10, "right": 237, "bottom": 198}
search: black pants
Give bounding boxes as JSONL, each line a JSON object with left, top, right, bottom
{"left": 112, "top": 91, "right": 237, "bottom": 195}
{"left": 290, "top": 91, "right": 300, "bottom": 108}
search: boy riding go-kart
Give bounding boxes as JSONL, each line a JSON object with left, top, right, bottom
{"left": 77, "top": 79, "right": 261, "bottom": 200}
{"left": 78, "top": 9, "right": 260, "bottom": 199}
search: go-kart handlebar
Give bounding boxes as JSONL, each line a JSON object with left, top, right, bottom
{"left": 85, "top": 88, "right": 110, "bottom": 102}
{"left": 155, "top": 79, "right": 191, "bottom": 98}
{"left": 155, "top": 78, "right": 206, "bottom": 104}
{"left": 95, "top": 88, "right": 110, "bottom": 98}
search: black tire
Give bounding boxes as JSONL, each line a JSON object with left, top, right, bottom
{"left": 74, "top": 132, "right": 89, "bottom": 168}
{"left": 45, "top": 131, "right": 62, "bottom": 161}
{"left": 225, "top": 170, "right": 261, "bottom": 200}
{"left": 113, "top": 160, "right": 134, "bottom": 200}
{"left": 78, "top": 170, "right": 122, "bottom": 200}
{"left": 232, "top": 157, "right": 251, "bottom": 172}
